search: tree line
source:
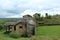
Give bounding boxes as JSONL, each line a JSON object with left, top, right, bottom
{"left": 33, "top": 13, "right": 60, "bottom": 26}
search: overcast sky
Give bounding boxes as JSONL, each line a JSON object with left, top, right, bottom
{"left": 0, "top": 0, "right": 60, "bottom": 18}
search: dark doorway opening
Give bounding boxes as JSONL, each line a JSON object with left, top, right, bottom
{"left": 32, "top": 27, "right": 35, "bottom": 35}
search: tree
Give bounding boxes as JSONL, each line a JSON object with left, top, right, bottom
{"left": 33, "top": 13, "right": 41, "bottom": 21}
{"left": 33, "top": 13, "right": 40, "bottom": 26}
{"left": 45, "top": 13, "right": 48, "bottom": 19}
{"left": 45, "top": 13, "right": 51, "bottom": 19}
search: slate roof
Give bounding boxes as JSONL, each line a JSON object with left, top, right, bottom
{"left": 4, "top": 22, "right": 16, "bottom": 26}
{"left": 4, "top": 20, "right": 23, "bottom": 26}
{"left": 4, "top": 15, "right": 35, "bottom": 27}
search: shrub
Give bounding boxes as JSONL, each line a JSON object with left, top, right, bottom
{"left": 0, "top": 24, "right": 3, "bottom": 30}
{"left": 0, "top": 26, "right": 3, "bottom": 30}
{"left": 4, "top": 31, "right": 11, "bottom": 34}
{"left": 9, "top": 32, "right": 21, "bottom": 38}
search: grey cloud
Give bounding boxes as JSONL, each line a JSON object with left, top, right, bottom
{"left": 0, "top": 0, "right": 60, "bottom": 18}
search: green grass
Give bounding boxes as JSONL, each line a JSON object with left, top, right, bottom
{"left": 0, "top": 25, "right": 60, "bottom": 40}
{"left": 36, "top": 25, "right": 60, "bottom": 36}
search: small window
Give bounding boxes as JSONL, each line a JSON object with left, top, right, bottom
{"left": 19, "top": 26, "right": 22, "bottom": 28}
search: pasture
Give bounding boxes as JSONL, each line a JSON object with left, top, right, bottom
{"left": 0, "top": 25, "right": 60, "bottom": 40}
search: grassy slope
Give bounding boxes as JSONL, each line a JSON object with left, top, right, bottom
{"left": 0, "top": 25, "right": 60, "bottom": 40}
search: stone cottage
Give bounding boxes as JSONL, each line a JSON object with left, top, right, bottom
{"left": 4, "top": 15, "right": 36, "bottom": 37}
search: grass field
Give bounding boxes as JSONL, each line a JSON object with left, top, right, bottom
{"left": 0, "top": 25, "right": 60, "bottom": 40}
{"left": 36, "top": 25, "right": 60, "bottom": 36}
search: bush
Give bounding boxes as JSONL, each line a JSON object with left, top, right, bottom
{"left": 0, "top": 26, "right": 3, "bottom": 30}
{"left": 0, "top": 24, "right": 3, "bottom": 30}
{"left": 4, "top": 31, "right": 11, "bottom": 34}
{"left": 9, "top": 32, "right": 21, "bottom": 38}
